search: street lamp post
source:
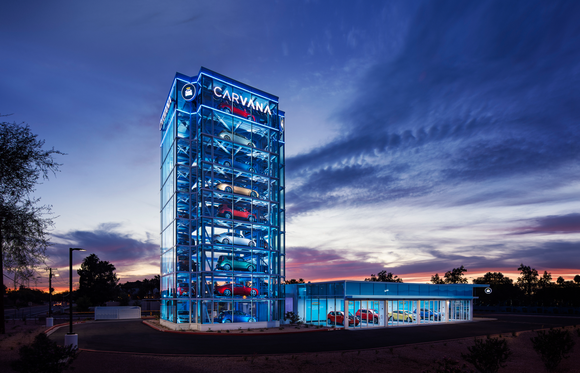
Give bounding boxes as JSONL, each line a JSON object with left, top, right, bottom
{"left": 65, "top": 248, "right": 85, "bottom": 349}
{"left": 46, "top": 268, "right": 58, "bottom": 328}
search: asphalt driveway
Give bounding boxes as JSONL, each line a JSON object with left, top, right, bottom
{"left": 48, "top": 314, "right": 580, "bottom": 355}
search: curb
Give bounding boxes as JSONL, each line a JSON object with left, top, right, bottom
{"left": 45, "top": 321, "right": 86, "bottom": 336}
{"left": 142, "top": 320, "right": 335, "bottom": 336}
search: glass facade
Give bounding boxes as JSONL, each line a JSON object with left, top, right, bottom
{"left": 160, "top": 68, "right": 285, "bottom": 329}
{"left": 286, "top": 281, "right": 481, "bottom": 329}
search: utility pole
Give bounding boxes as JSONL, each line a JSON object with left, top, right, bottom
{"left": 46, "top": 268, "right": 59, "bottom": 317}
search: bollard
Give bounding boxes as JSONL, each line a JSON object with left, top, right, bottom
{"left": 65, "top": 334, "right": 78, "bottom": 350}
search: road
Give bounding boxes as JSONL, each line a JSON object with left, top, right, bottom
{"left": 3, "top": 305, "right": 63, "bottom": 318}
{"left": 48, "top": 313, "right": 580, "bottom": 355}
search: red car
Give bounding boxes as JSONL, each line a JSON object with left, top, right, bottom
{"left": 218, "top": 102, "right": 255, "bottom": 122}
{"left": 217, "top": 204, "right": 257, "bottom": 222}
{"left": 215, "top": 283, "right": 258, "bottom": 297}
{"left": 327, "top": 311, "right": 360, "bottom": 326}
{"left": 177, "top": 284, "right": 196, "bottom": 297}
{"left": 355, "top": 309, "right": 380, "bottom": 324}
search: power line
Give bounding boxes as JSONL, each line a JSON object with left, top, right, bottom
{"left": 2, "top": 273, "right": 28, "bottom": 288}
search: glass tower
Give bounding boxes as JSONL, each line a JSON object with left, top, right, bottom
{"left": 159, "top": 68, "right": 285, "bottom": 329}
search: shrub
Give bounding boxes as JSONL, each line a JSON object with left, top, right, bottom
{"left": 11, "top": 333, "right": 77, "bottom": 373}
{"left": 461, "top": 337, "right": 511, "bottom": 373}
{"left": 530, "top": 329, "right": 575, "bottom": 371}
{"left": 426, "top": 357, "right": 473, "bottom": 373}
{"left": 284, "top": 311, "right": 300, "bottom": 324}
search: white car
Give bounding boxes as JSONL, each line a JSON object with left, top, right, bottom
{"left": 218, "top": 130, "right": 255, "bottom": 147}
{"left": 213, "top": 232, "right": 256, "bottom": 247}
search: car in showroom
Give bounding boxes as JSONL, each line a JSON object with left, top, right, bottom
{"left": 218, "top": 130, "right": 255, "bottom": 147}
{"left": 327, "top": 311, "right": 360, "bottom": 326}
{"left": 215, "top": 182, "right": 260, "bottom": 198}
{"left": 215, "top": 156, "right": 264, "bottom": 174}
{"left": 177, "top": 310, "right": 190, "bottom": 323}
{"left": 214, "top": 283, "right": 259, "bottom": 297}
{"left": 217, "top": 204, "right": 257, "bottom": 222}
{"left": 216, "top": 255, "right": 257, "bottom": 272}
{"left": 177, "top": 284, "right": 189, "bottom": 297}
{"left": 431, "top": 310, "right": 442, "bottom": 321}
{"left": 388, "top": 310, "right": 415, "bottom": 322}
{"left": 413, "top": 308, "right": 439, "bottom": 320}
{"left": 213, "top": 232, "right": 256, "bottom": 247}
{"left": 355, "top": 309, "right": 380, "bottom": 324}
{"left": 217, "top": 102, "right": 256, "bottom": 122}
{"left": 214, "top": 310, "right": 256, "bottom": 323}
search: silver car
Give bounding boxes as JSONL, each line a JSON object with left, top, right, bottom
{"left": 218, "top": 130, "right": 255, "bottom": 147}
{"left": 213, "top": 232, "right": 256, "bottom": 247}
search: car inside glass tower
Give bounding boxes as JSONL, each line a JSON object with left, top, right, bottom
{"left": 159, "top": 68, "right": 285, "bottom": 330}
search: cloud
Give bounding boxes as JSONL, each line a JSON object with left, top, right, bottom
{"left": 47, "top": 223, "right": 158, "bottom": 275}
{"left": 286, "top": 0, "right": 580, "bottom": 216}
{"left": 286, "top": 247, "right": 384, "bottom": 281}
{"left": 512, "top": 213, "right": 580, "bottom": 235}
{"left": 286, "top": 238, "right": 580, "bottom": 283}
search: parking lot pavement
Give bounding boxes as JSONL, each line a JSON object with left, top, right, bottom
{"left": 47, "top": 314, "right": 580, "bottom": 355}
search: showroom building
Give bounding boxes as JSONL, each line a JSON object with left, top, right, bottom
{"left": 286, "top": 281, "right": 488, "bottom": 328}
{"left": 159, "top": 68, "right": 286, "bottom": 330}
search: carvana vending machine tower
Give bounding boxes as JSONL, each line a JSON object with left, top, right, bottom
{"left": 159, "top": 67, "right": 285, "bottom": 330}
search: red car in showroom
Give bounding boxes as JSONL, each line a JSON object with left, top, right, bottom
{"left": 217, "top": 102, "right": 255, "bottom": 122}
{"left": 327, "top": 311, "right": 360, "bottom": 326}
{"left": 217, "top": 204, "right": 257, "bottom": 222}
{"left": 214, "top": 283, "right": 258, "bottom": 297}
{"left": 355, "top": 309, "right": 380, "bottom": 324}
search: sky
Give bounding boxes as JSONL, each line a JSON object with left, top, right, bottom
{"left": 1, "top": 0, "right": 580, "bottom": 292}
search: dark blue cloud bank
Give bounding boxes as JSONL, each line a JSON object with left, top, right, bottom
{"left": 46, "top": 223, "right": 159, "bottom": 283}
{"left": 287, "top": 1, "right": 580, "bottom": 216}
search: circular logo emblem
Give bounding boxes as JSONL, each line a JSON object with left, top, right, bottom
{"left": 181, "top": 83, "right": 197, "bottom": 101}
{"left": 484, "top": 287, "right": 492, "bottom": 295}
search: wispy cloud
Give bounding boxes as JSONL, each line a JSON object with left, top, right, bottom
{"left": 512, "top": 213, "right": 580, "bottom": 235}
{"left": 287, "top": 0, "right": 580, "bottom": 219}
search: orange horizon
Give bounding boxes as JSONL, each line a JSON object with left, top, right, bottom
{"left": 287, "top": 267, "right": 580, "bottom": 284}
{"left": 22, "top": 267, "right": 580, "bottom": 293}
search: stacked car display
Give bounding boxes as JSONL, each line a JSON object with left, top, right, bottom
{"left": 160, "top": 68, "right": 285, "bottom": 327}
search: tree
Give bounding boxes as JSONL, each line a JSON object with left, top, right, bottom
{"left": 574, "top": 275, "right": 580, "bottom": 284}
{"left": 0, "top": 120, "right": 63, "bottom": 334}
{"left": 473, "top": 272, "right": 519, "bottom": 306}
{"left": 77, "top": 254, "right": 119, "bottom": 306}
{"left": 365, "top": 270, "right": 403, "bottom": 282}
{"left": 473, "top": 272, "right": 513, "bottom": 286}
{"left": 556, "top": 276, "right": 565, "bottom": 285}
{"left": 517, "top": 264, "right": 539, "bottom": 297}
{"left": 285, "top": 278, "right": 305, "bottom": 284}
{"left": 444, "top": 266, "right": 468, "bottom": 284}
{"left": 538, "top": 271, "right": 552, "bottom": 288}
{"left": 430, "top": 273, "right": 445, "bottom": 284}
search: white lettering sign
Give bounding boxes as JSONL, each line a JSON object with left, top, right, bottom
{"left": 213, "top": 87, "right": 272, "bottom": 116}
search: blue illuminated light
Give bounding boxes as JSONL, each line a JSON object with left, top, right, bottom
{"left": 159, "top": 110, "right": 176, "bottom": 147}
{"left": 198, "top": 104, "right": 281, "bottom": 133}
{"left": 159, "top": 79, "right": 177, "bottom": 122}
